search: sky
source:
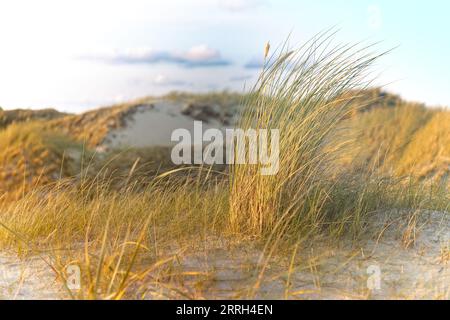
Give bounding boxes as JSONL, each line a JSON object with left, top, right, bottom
{"left": 0, "top": 0, "right": 449, "bottom": 112}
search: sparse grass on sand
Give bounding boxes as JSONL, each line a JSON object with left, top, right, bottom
{"left": 0, "top": 32, "right": 448, "bottom": 299}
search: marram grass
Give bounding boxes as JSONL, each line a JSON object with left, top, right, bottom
{"left": 229, "top": 32, "right": 388, "bottom": 236}
{"left": 0, "top": 33, "right": 447, "bottom": 299}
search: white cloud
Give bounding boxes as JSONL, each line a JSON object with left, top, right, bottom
{"left": 81, "top": 45, "right": 230, "bottom": 68}
{"left": 177, "top": 45, "right": 220, "bottom": 62}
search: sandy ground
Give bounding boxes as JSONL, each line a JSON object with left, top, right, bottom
{"left": 103, "top": 100, "right": 238, "bottom": 149}
{"left": 101, "top": 101, "right": 448, "bottom": 299}
{"left": 0, "top": 210, "right": 447, "bottom": 300}
{"left": 0, "top": 254, "right": 65, "bottom": 299}
{"left": 139, "top": 210, "right": 449, "bottom": 300}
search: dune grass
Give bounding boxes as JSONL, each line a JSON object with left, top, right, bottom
{"left": 229, "top": 32, "right": 388, "bottom": 237}
{"left": 0, "top": 33, "right": 448, "bottom": 299}
{"left": 0, "top": 108, "right": 66, "bottom": 130}
{"left": 0, "top": 172, "right": 229, "bottom": 299}
{"left": 0, "top": 122, "right": 83, "bottom": 201}
{"left": 341, "top": 102, "right": 449, "bottom": 186}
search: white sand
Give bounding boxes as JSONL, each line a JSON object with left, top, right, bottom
{"left": 104, "top": 100, "right": 237, "bottom": 149}
{"left": 0, "top": 253, "right": 66, "bottom": 300}
{"left": 139, "top": 210, "right": 449, "bottom": 300}
{"left": 0, "top": 210, "right": 447, "bottom": 299}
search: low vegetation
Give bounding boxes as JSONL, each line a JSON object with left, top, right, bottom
{"left": 0, "top": 33, "right": 448, "bottom": 299}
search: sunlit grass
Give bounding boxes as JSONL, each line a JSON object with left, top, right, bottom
{"left": 0, "top": 32, "right": 447, "bottom": 299}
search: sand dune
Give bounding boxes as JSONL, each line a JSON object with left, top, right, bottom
{"left": 103, "top": 100, "right": 238, "bottom": 149}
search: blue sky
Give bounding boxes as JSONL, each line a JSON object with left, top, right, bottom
{"left": 0, "top": 0, "right": 449, "bottom": 112}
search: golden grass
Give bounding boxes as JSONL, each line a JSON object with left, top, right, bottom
{"left": 229, "top": 32, "right": 388, "bottom": 237}
{"left": 397, "top": 110, "right": 450, "bottom": 182}
{"left": 0, "top": 122, "right": 82, "bottom": 200}
{"left": 0, "top": 108, "right": 66, "bottom": 130}
{"left": 0, "top": 33, "right": 448, "bottom": 300}
{"left": 341, "top": 103, "right": 449, "bottom": 186}
{"left": 0, "top": 173, "right": 229, "bottom": 299}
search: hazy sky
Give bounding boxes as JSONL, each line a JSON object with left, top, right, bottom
{"left": 0, "top": 0, "right": 449, "bottom": 112}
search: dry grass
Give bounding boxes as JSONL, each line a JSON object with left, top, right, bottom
{"left": 0, "top": 172, "right": 229, "bottom": 299}
{"left": 0, "top": 122, "right": 82, "bottom": 200}
{"left": 0, "top": 32, "right": 448, "bottom": 300}
{"left": 0, "top": 108, "right": 66, "bottom": 130}
{"left": 229, "top": 32, "right": 388, "bottom": 237}
{"left": 49, "top": 102, "right": 150, "bottom": 148}
{"left": 341, "top": 102, "right": 449, "bottom": 186}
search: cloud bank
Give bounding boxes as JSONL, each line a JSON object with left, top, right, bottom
{"left": 82, "top": 45, "right": 230, "bottom": 68}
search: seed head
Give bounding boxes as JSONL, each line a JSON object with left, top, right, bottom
{"left": 264, "top": 42, "right": 270, "bottom": 59}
